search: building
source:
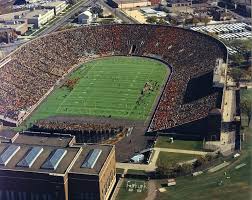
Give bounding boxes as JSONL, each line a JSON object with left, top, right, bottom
{"left": 0, "top": 8, "right": 55, "bottom": 29}
{"left": 166, "top": 0, "right": 193, "bottom": 13}
{"left": 0, "top": 28, "right": 16, "bottom": 43}
{"left": 78, "top": 11, "right": 93, "bottom": 24}
{"left": 149, "top": 0, "right": 161, "bottom": 5}
{"left": 42, "top": 1, "right": 68, "bottom": 15}
{"left": 108, "top": 0, "right": 151, "bottom": 9}
{"left": 25, "top": 0, "right": 40, "bottom": 3}
{"left": 25, "top": 8, "right": 55, "bottom": 28}
{"left": 0, "top": 131, "right": 116, "bottom": 200}
{"left": 0, "top": 19, "right": 28, "bottom": 35}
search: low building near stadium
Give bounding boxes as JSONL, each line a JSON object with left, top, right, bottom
{"left": 108, "top": 0, "right": 151, "bottom": 9}
{"left": 41, "top": 1, "right": 68, "bottom": 16}
{"left": 78, "top": 11, "right": 94, "bottom": 24}
{"left": 0, "top": 131, "right": 116, "bottom": 200}
{"left": 0, "top": 8, "right": 55, "bottom": 29}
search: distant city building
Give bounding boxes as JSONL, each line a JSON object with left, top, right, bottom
{"left": 25, "top": 0, "right": 40, "bottom": 3}
{"left": 42, "top": 1, "right": 68, "bottom": 15}
{"left": 167, "top": 0, "right": 193, "bottom": 13}
{"left": 149, "top": 0, "right": 161, "bottom": 5}
{"left": 25, "top": 8, "right": 55, "bottom": 28}
{"left": 210, "top": 8, "right": 234, "bottom": 21}
{"left": 0, "top": 19, "right": 28, "bottom": 35}
{"left": 0, "top": 28, "right": 16, "bottom": 43}
{"left": 108, "top": 0, "right": 151, "bottom": 9}
{"left": 0, "top": 131, "right": 116, "bottom": 200}
{"left": 0, "top": 8, "right": 55, "bottom": 29}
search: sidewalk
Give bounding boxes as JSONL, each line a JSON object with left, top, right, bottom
{"left": 116, "top": 148, "right": 208, "bottom": 171}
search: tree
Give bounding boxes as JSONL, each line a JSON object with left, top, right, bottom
{"left": 146, "top": 16, "right": 158, "bottom": 24}
{"left": 229, "top": 68, "right": 244, "bottom": 82}
{"left": 205, "top": 154, "right": 214, "bottom": 162}
{"left": 157, "top": 18, "right": 167, "bottom": 25}
{"left": 194, "top": 155, "right": 207, "bottom": 168}
{"left": 156, "top": 160, "right": 178, "bottom": 177}
{"left": 202, "top": 17, "right": 211, "bottom": 26}
{"left": 90, "top": 5, "right": 103, "bottom": 17}
{"left": 241, "top": 97, "right": 252, "bottom": 126}
{"left": 230, "top": 53, "right": 244, "bottom": 65}
{"left": 180, "top": 163, "right": 193, "bottom": 174}
{"left": 230, "top": 39, "right": 252, "bottom": 53}
{"left": 192, "top": 17, "right": 200, "bottom": 27}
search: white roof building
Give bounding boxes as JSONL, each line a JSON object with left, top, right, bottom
{"left": 78, "top": 10, "right": 93, "bottom": 24}
{"left": 42, "top": 1, "right": 68, "bottom": 15}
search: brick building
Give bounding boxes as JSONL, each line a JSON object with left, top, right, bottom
{"left": 0, "top": 131, "right": 116, "bottom": 200}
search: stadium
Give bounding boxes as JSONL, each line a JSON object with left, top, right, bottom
{"left": 0, "top": 24, "right": 228, "bottom": 161}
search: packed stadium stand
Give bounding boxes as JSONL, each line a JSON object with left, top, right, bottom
{"left": 0, "top": 24, "right": 227, "bottom": 133}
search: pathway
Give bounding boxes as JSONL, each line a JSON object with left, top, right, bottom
{"left": 144, "top": 180, "right": 157, "bottom": 200}
{"left": 116, "top": 148, "right": 207, "bottom": 171}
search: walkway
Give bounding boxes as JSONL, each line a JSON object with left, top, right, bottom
{"left": 144, "top": 180, "right": 157, "bottom": 200}
{"left": 110, "top": 178, "right": 124, "bottom": 200}
{"left": 154, "top": 147, "right": 208, "bottom": 155}
{"left": 116, "top": 148, "right": 207, "bottom": 172}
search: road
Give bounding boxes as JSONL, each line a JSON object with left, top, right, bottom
{"left": 35, "top": 0, "right": 93, "bottom": 37}
{"left": 35, "top": 0, "right": 137, "bottom": 37}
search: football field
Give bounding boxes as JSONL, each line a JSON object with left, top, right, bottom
{"left": 22, "top": 56, "right": 169, "bottom": 127}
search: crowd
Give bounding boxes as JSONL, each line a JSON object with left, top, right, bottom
{"left": 0, "top": 24, "right": 227, "bottom": 130}
{"left": 31, "top": 120, "right": 124, "bottom": 143}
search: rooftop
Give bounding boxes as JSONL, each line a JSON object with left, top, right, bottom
{"left": 70, "top": 144, "right": 112, "bottom": 175}
{"left": 0, "top": 8, "right": 53, "bottom": 21}
{"left": 15, "top": 131, "right": 74, "bottom": 148}
{"left": 113, "top": 0, "right": 150, "bottom": 4}
{"left": 42, "top": 1, "right": 66, "bottom": 7}
{"left": 0, "top": 132, "right": 113, "bottom": 175}
{"left": 0, "top": 129, "right": 18, "bottom": 141}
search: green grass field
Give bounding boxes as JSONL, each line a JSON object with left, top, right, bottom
{"left": 157, "top": 152, "right": 197, "bottom": 165}
{"left": 155, "top": 89, "right": 252, "bottom": 200}
{"left": 116, "top": 179, "right": 147, "bottom": 200}
{"left": 20, "top": 56, "right": 169, "bottom": 129}
{"left": 155, "top": 136, "right": 203, "bottom": 151}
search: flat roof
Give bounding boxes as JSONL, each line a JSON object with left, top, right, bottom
{"left": 0, "top": 129, "right": 17, "bottom": 140}
{"left": 0, "top": 9, "right": 53, "bottom": 21}
{"left": 24, "top": 9, "right": 53, "bottom": 19}
{"left": 42, "top": 1, "right": 66, "bottom": 7}
{"left": 0, "top": 133, "right": 113, "bottom": 176}
{"left": 0, "top": 143, "right": 79, "bottom": 174}
{"left": 113, "top": 0, "right": 150, "bottom": 4}
{"left": 70, "top": 144, "right": 113, "bottom": 175}
{"left": 14, "top": 133, "right": 73, "bottom": 148}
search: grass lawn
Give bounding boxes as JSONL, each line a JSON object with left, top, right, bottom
{"left": 116, "top": 179, "right": 147, "bottom": 200}
{"left": 155, "top": 89, "right": 252, "bottom": 200}
{"left": 155, "top": 136, "right": 203, "bottom": 151}
{"left": 19, "top": 56, "right": 169, "bottom": 129}
{"left": 157, "top": 152, "right": 197, "bottom": 165}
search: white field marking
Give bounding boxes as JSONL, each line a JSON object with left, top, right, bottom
{"left": 56, "top": 62, "right": 98, "bottom": 112}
